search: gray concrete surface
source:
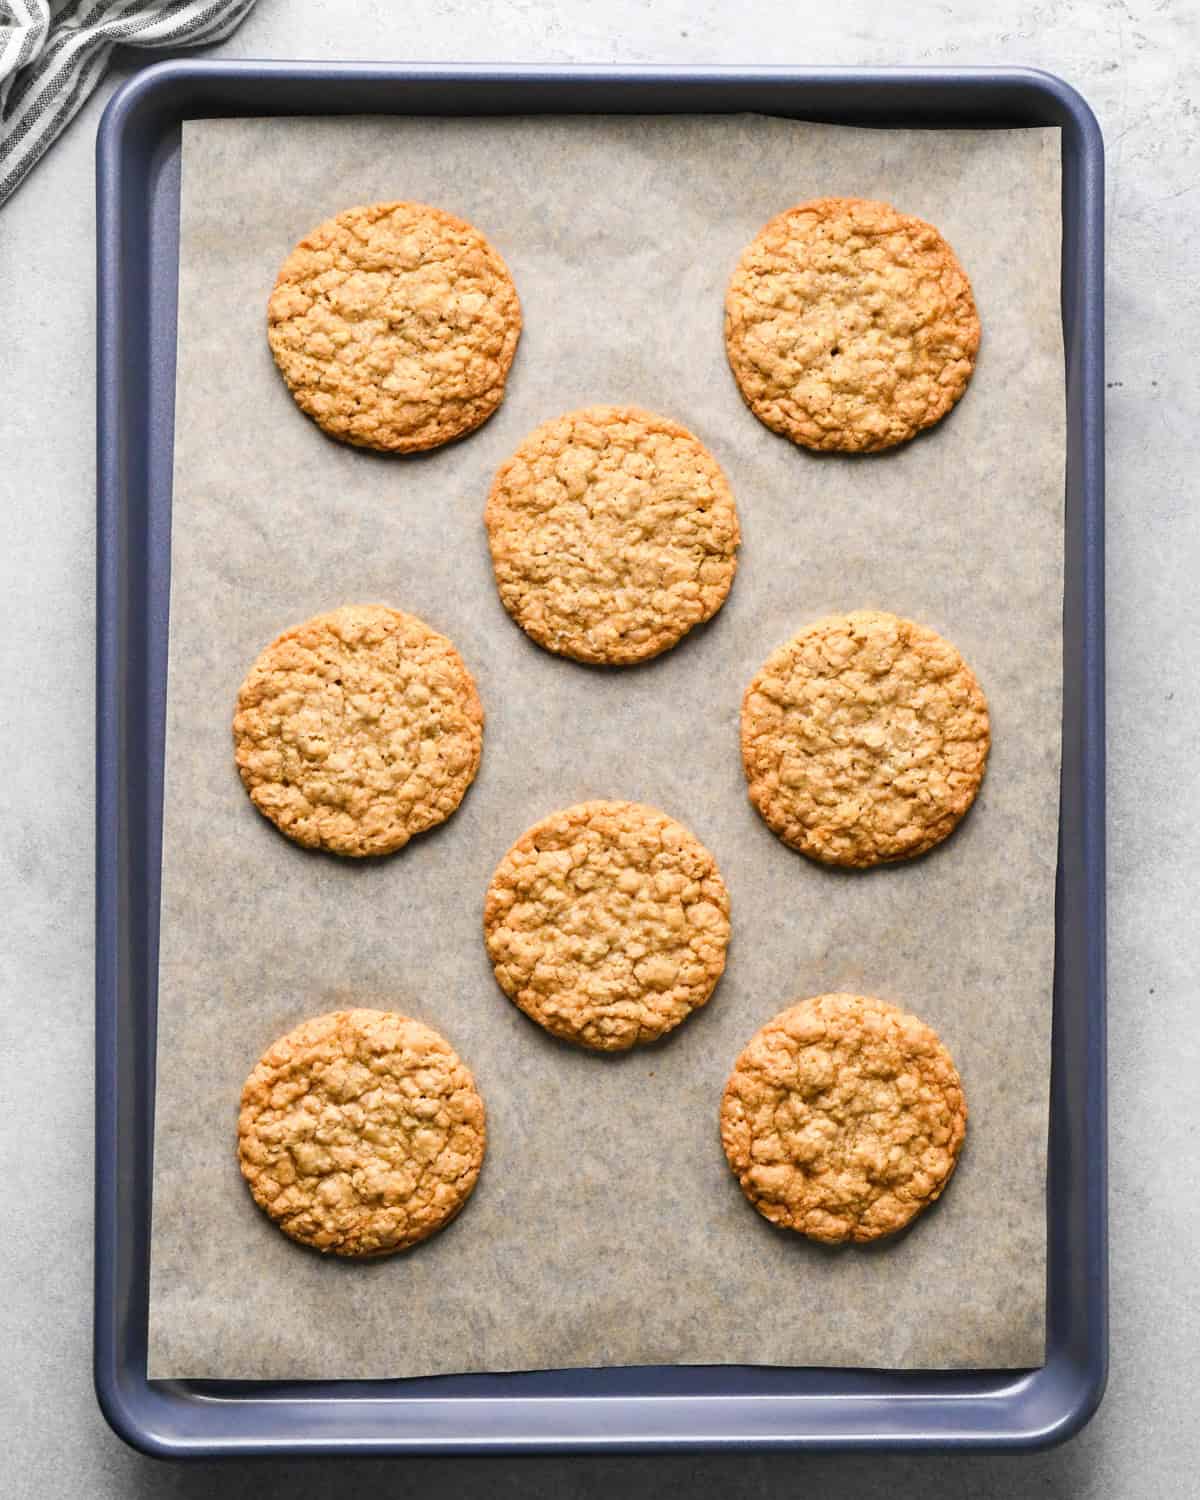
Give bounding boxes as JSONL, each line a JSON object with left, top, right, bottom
{"left": 2, "top": 2, "right": 1196, "bottom": 1495}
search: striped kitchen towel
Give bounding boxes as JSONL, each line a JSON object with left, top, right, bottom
{"left": 0, "top": 0, "right": 257, "bottom": 208}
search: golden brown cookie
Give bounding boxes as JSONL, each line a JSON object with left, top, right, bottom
{"left": 233, "top": 604, "right": 483, "bottom": 857}
{"left": 267, "top": 201, "right": 522, "bottom": 452}
{"left": 483, "top": 800, "right": 731, "bottom": 1051}
{"left": 238, "top": 1009, "right": 486, "bottom": 1257}
{"left": 741, "top": 610, "right": 989, "bottom": 867}
{"left": 720, "top": 993, "right": 966, "bottom": 1244}
{"left": 725, "top": 197, "right": 979, "bottom": 452}
{"left": 485, "top": 406, "right": 740, "bottom": 665}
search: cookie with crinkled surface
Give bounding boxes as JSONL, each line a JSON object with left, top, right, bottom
{"left": 233, "top": 604, "right": 483, "bottom": 857}
{"left": 741, "top": 610, "right": 989, "bottom": 867}
{"left": 485, "top": 406, "right": 740, "bottom": 664}
{"left": 267, "top": 201, "right": 522, "bottom": 452}
{"left": 483, "top": 800, "right": 731, "bottom": 1051}
{"left": 238, "top": 1009, "right": 486, "bottom": 1257}
{"left": 720, "top": 993, "right": 966, "bottom": 1244}
{"left": 725, "top": 197, "right": 979, "bottom": 452}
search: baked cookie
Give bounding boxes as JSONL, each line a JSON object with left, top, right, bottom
{"left": 267, "top": 201, "right": 522, "bottom": 452}
{"left": 725, "top": 197, "right": 979, "bottom": 452}
{"left": 238, "top": 1009, "right": 486, "bottom": 1257}
{"left": 720, "top": 993, "right": 966, "bottom": 1244}
{"left": 483, "top": 800, "right": 731, "bottom": 1051}
{"left": 485, "top": 406, "right": 740, "bottom": 664}
{"left": 233, "top": 604, "right": 483, "bottom": 857}
{"left": 741, "top": 610, "right": 989, "bottom": 867}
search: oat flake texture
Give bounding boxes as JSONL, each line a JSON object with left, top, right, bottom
{"left": 483, "top": 800, "right": 732, "bottom": 1051}
{"left": 237, "top": 1009, "right": 486, "bottom": 1257}
{"left": 267, "top": 200, "right": 522, "bottom": 452}
{"left": 725, "top": 196, "right": 980, "bottom": 452}
{"left": 720, "top": 993, "right": 967, "bottom": 1244}
{"left": 233, "top": 604, "right": 483, "bottom": 857}
{"left": 741, "top": 610, "right": 989, "bottom": 868}
{"left": 484, "top": 405, "right": 741, "bottom": 664}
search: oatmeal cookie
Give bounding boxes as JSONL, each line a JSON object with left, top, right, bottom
{"left": 233, "top": 604, "right": 483, "bottom": 857}
{"left": 483, "top": 800, "right": 731, "bottom": 1050}
{"left": 741, "top": 610, "right": 988, "bottom": 867}
{"left": 720, "top": 993, "right": 966, "bottom": 1244}
{"left": 237, "top": 1009, "right": 486, "bottom": 1257}
{"left": 267, "top": 201, "right": 521, "bottom": 452}
{"left": 725, "top": 197, "right": 979, "bottom": 452}
{"left": 485, "top": 406, "right": 740, "bottom": 664}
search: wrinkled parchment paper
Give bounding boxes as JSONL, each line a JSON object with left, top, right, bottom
{"left": 148, "top": 115, "right": 1063, "bottom": 1378}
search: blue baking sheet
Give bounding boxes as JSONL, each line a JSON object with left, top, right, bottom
{"left": 95, "top": 61, "right": 1106, "bottom": 1456}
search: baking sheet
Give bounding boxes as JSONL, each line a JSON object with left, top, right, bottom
{"left": 147, "top": 114, "right": 1063, "bottom": 1379}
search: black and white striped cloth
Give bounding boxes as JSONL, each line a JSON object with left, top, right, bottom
{"left": 0, "top": 0, "right": 257, "bottom": 207}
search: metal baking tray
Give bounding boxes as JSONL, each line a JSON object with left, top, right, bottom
{"left": 96, "top": 60, "right": 1106, "bottom": 1457}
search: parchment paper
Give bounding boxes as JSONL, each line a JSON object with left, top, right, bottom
{"left": 148, "top": 115, "right": 1063, "bottom": 1378}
